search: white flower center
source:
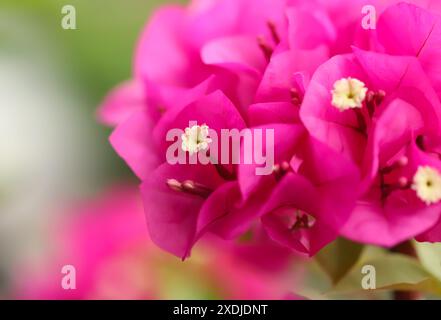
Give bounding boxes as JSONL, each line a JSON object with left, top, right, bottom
{"left": 181, "top": 124, "right": 212, "bottom": 155}
{"left": 331, "top": 77, "right": 368, "bottom": 111}
{"left": 412, "top": 166, "right": 441, "bottom": 205}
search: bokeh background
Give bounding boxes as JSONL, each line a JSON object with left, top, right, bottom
{"left": 0, "top": 0, "right": 303, "bottom": 299}
{"left": 0, "top": 0, "right": 181, "bottom": 297}
{"left": 2, "top": 0, "right": 441, "bottom": 300}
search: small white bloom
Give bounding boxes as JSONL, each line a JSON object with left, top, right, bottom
{"left": 181, "top": 124, "right": 212, "bottom": 155}
{"left": 412, "top": 166, "right": 441, "bottom": 205}
{"left": 331, "top": 77, "right": 368, "bottom": 111}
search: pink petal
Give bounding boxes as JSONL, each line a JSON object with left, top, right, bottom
{"left": 201, "top": 36, "right": 267, "bottom": 76}
{"left": 353, "top": 48, "right": 441, "bottom": 131}
{"left": 153, "top": 90, "right": 246, "bottom": 154}
{"left": 377, "top": 3, "right": 441, "bottom": 97}
{"left": 298, "top": 136, "right": 360, "bottom": 229}
{"left": 97, "top": 80, "right": 145, "bottom": 126}
{"left": 256, "top": 48, "right": 328, "bottom": 103}
{"left": 343, "top": 143, "right": 441, "bottom": 246}
{"left": 417, "top": 216, "right": 441, "bottom": 242}
{"left": 238, "top": 124, "right": 306, "bottom": 200}
{"left": 141, "top": 163, "right": 223, "bottom": 259}
{"left": 286, "top": 7, "right": 336, "bottom": 50}
{"left": 109, "top": 109, "right": 160, "bottom": 180}
{"left": 260, "top": 173, "right": 337, "bottom": 256}
{"left": 299, "top": 54, "right": 368, "bottom": 164}
{"left": 135, "top": 6, "right": 206, "bottom": 87}
{"left": 248, "top": 102, "right": 300, "bottom": 127}
{"left": 197, "top": 182, "right": 264, "bottom": 239}
{"left": 361, "top": 98, "right": 424, "bottom": 192}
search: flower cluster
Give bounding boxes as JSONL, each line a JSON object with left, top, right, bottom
{"left": 100, "top": 0, "right": 441, "bottom": 259}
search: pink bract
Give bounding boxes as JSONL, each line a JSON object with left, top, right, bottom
{"left": 99, "top": 0, "right": 441, "bottom": 257}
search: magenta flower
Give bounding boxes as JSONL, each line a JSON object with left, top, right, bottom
{"left": 238, "top": 129, "right": 360, "bottom": 255}
{"left": 99, "top": 0, "right": 344, "bottom": 258}
{"left": 300, "top": 48, "right": 441, "bottom": 246}
{"left": 100, "top": 0, "right": 441, "bottom": 261}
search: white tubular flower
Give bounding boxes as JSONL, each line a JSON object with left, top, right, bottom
{"left": 412, "top": 166, "right": 441, "bottom": 206}
{"left": 331, "top": 77, "right": 368, "bottom": 111}
{"left": 181, "top": 124, "right": 212, "bottom": 155}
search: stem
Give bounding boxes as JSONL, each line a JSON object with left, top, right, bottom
{"left": 390, "top": 241, "right": 421, "bottom": 300}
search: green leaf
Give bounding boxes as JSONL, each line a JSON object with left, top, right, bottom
{"left": 330, "top": 253, "right": 441, "bottom": 296}
{"left": 415, "top": 241, "right": 441, "bottom": 281}
{"left": 315, "top": 237, "right": 364, "bottom": 284}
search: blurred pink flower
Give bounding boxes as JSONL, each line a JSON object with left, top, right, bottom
{"left": 13, "top": 186, "right": 298, "bottom": 300}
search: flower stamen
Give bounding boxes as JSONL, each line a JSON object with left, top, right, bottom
{"left": 273, "top": 161, "right": 291, "bottom": 181}
{"left": 331, "top": 77, "right": 368, "bottom": 111}
{"left": 290, "top": 88, "right": 302, "bottom": 107}
{"left": 365, "top": 90, "right": 386, "bottom": 117}
{"left": 257, "top": 36, "right": 273, "bottom": 61}
{"left": 380, "top": 156, "right": 409, "bottom": 175}
{"left": 214, "top": 163, "right": 236, "bottom": 181}
{"left": 181, "top": 124, "right": 212, "bottom": 155}
{"left": 267, "top": 21, "right": 280, "bottom": 45}
{"left": 290, "top": 210, "right": 316, "bottom": 231}
{"left": 166, "top": 179, "right": 213, "bottom": 198}
{"left": 412, "top": 166, "right": 441, "bottom": 205}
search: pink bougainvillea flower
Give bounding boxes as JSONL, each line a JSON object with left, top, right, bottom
{"left": 375, "top": 2, "right": 441, "bottom": 98}
{"left": 261, "top": 137, "right": 361, "bottom": 256}
{"left": 300, "top": 48, "right": 441, "bottom": 246}
{"left": 98, "top": 0, "right": 343, "bottom": 258}
{"left": 237, "top": 124, "right": 360, "bottom": 256}
{"left": 13, "top": 186, "right": 298, "bottom": 300}
{"left": 101, "top": 0, "right": 389, "bottom": 127}
{"left": 139, "top": 90, "right": 261, "bottom": 259}
{"left": 99, "top": 0, "right": 441, "bottom": 258}
{"left": 415, "top": 135, "right": 441, "bottom": 243}
{"left": 133, "top": 0, "right": 290, "bottom": 118}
